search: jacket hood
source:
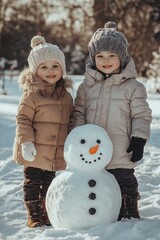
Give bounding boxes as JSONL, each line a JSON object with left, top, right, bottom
{"left": 84, "top": 57, "right": 137, "bottom": 87}
{"left": 18, "top": 68, "right": 73, "bottom": 92}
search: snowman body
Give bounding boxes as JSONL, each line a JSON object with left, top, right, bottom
{"left": 46, "top": 124, "right": 121, "bottom": 230}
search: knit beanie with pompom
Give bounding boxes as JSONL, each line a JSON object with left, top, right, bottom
{"left": 88, "top": 22, "right": 130, "bottom": 68}
{"left": 28, "top": 36, "right": 66, "bottom": 75}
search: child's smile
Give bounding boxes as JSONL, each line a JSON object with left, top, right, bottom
{"left": 103, "top": 64, "right": 113, "bottom": 68}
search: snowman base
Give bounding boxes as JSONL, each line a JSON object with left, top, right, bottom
{"left": 46, "top": 169, "right": 121, "bottom": 230}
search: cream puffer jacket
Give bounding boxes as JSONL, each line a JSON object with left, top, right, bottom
{"left": 74, "top": 58, "right": 152, "bottom": 169}
{"left": 13, "top": 68, "right": 73, "bottom": 171}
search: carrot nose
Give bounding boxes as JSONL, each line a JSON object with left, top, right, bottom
{"left": 89, "top": 144, "right": 99, "bottom": 154}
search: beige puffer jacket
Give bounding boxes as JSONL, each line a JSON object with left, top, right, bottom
{"left": 74, "top": 58, "right": 152, "bottom": 169}
{"left": 13, "top": 68, "right": 73, "bottom": 171}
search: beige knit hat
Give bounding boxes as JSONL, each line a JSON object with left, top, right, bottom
{"left": 28, "top": 35, "right": 66, "bottom": 75}
{"left": 88, "top": 22, "right": 130, "bottom": 68}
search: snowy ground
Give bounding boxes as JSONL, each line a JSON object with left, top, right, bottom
{"left": 0, "top": 75, "right": 160, "bottom": 240}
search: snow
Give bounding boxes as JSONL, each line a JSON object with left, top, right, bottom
{"left": 0, "top": 75, "right": 160, "bottom": 240}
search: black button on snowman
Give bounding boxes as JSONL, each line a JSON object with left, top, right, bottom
{"left": 46, "top": 124, "right": 121, "bottom": 230}
{"left": 88, "top": 179, "right": 97, "bottom": 214}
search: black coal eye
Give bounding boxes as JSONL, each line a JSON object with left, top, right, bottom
{"left": 80, "top": 139, "right": 86, "bottom": 144}
{"left": 97, "top": 139, "right": 101, "bottom": 144}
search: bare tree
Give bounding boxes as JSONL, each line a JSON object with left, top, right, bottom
{"left": 47, "top": 0, "right": 94, "bottom": 73}
{"left": 1, "top": 0, "right": 57, "bottom": 68}
{"left": 147, "top": 48, "right": 160, "bottom": 92}
{"left": 0, "top": 0, "right": 15, "bottom": 54}
{"left": 1, "top": 0, "right": 95, "bottom": 73}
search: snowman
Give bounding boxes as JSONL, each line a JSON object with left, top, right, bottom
{"left": 46, "top": 124, "right": 121, "bottom": 230}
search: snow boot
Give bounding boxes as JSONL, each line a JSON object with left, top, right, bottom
{"left": 126, "top": 194, "right": 141, "bottom": 219}
{"left": 118, "top": 194, "right": 127, "bottom": 220}
{"left": 25, "top": 200, "right": 43, "bottom": 228}
{"left": 40, "top": 197, "right": 51, "bottom": 226}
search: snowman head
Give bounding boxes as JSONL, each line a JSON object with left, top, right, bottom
{"left": 64, "top": 124, "right": 113, "bottom": 172}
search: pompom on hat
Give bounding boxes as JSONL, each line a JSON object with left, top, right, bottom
{"left": 28, "top": 35, "right": 66, "bottom": 75}
{"left": 88, "top": 21, "right": 130, "bottom": 68}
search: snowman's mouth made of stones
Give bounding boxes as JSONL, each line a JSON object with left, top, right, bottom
{"left": 79, "top": 152, "right": 103, "bottom": 164}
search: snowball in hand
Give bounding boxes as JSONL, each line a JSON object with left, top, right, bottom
{"left": 46, "top": 124, "right": 121, "bottom": 230}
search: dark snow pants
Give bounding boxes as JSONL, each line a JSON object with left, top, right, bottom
{"left": 107, "top": 168, "right": 139, "bottom": 197}
{"left": 23, "top": 166, "right": 55, "bottom": 201}
{"left": 107, "top": 168, "right": 140, "bottom": 219}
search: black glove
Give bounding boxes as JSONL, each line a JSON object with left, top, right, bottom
{"left": 127, "top": 137, "right": 146, "bottom": 162}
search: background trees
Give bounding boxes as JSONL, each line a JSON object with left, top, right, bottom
{"left": 0, "top": 0, "right": 160, "bottom": 76}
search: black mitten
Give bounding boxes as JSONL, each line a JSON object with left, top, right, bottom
{"left": 127, "top": 137, "right": 146, "bottom": 162}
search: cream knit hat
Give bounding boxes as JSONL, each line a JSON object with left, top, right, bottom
{"left": 88, "top": 22, "right": 130, "bottom": 68}
{"left": 28, "top": 35, "right": 66, "bottom": 75}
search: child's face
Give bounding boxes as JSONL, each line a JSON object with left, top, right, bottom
{"left": 37, "top": 60, "right": 63, "bottom": 84}
{"left": 95, "top": 51, "right": 120, "bottom": 75}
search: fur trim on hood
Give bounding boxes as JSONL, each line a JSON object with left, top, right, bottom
{"left": 18, "top": 68, "right": 73, "bottom": 92}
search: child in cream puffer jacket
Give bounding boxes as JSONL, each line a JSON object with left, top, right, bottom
{"left": 74, "top": 22, "right": 152, "bottom": 221}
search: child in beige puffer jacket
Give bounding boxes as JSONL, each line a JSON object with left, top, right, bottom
{"left": 74, "top": 22, "right": 152, "bottom": 221}
{"left": 13, "top": 36, "right": 73, "bottom": 228}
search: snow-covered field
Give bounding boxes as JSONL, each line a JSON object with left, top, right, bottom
{"left": 0, "top": 75, "right": 160, "bottom": 240}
